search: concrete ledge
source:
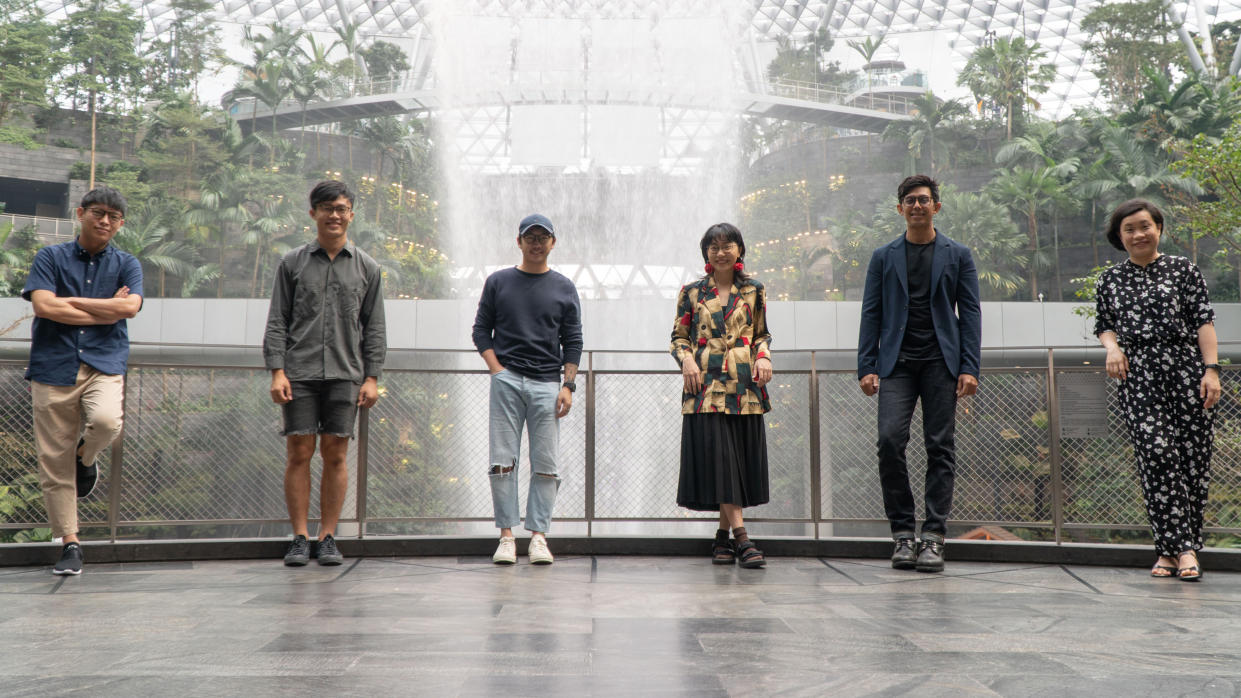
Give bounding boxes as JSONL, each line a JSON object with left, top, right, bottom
{"left": 4, "top": 537, "right": 1241, "bottom": 571}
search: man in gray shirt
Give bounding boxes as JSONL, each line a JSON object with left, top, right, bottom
{"left": 264, "top": 180, "right": 386, "bottom": 567}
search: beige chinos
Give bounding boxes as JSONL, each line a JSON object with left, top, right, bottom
{"left": 32, "top": 363, "right": 125, "bottom": 538}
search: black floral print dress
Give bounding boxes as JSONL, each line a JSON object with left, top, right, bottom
{"left": 1094, "top": 255, "right": 1215, "bottom": 556}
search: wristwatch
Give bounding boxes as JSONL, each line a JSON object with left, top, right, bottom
{"left": 1204, "top": 363, "right": 1222, "bottom": 372}
{"left": 562, "top": 380, "right": 577, "bottom": 392}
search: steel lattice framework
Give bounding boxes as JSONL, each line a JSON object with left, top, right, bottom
{"left": 27, "top": 0, "right": 1241, "bottom": 118}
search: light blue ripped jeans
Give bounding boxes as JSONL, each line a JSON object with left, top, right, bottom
{"left": 489, "top": 370, "right": 561, "bottom": 533}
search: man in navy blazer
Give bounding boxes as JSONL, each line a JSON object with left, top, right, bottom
{"left": 857, "top": 175, "right": 981, "bottom": 573}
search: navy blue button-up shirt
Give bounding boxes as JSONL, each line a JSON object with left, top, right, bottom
{"left": 22, "top": 240, "right": 144, "bottom": 385}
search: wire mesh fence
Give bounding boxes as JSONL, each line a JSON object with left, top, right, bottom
{"left": 2, "top": 354, "right": 1241, "bottom": 542}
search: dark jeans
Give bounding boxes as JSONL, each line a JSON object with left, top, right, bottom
{"left": 876, "top": 359, "right": 958, "bottom": 536}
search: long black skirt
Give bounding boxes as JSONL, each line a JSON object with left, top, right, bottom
{"left": 677, "top": 413, "right": 770, "bottom": 512}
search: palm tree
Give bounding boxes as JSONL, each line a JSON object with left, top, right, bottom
{"left": 1117, "top": 66, "right": 1241, "bottom": 154}
{"left": 957, "top": 36, "right": 1057, "bottom": 140}
{"left": 240, "top": 195, "right": 297, "bottom": 297}
{"left": 932, "top": 187, "right": 1028, "bottom": 299}
{"left": 185, "top": 165, "right": 255, "bottom": 297}
{"left": 846, "top": 34, "right": 885, "bottom": 90}
{"left": 988, "top": 167, "right": 1074, "bottom": 300}
{"left": 1076, "top": 122, "right": 1203, "bottom": 210}
{"left": 881, "top": 92, "right": 970, "bottom": 176}
{"left": 294, "top": 34, "right": 341, "bottom": 159}
{"left": 231, "top": 58, "right": 298, "bottom": 168}
{"left": 111, "top": 211, "right": 197, "bottom": 297}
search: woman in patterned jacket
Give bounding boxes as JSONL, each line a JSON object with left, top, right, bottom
{"left": 1094, "top": 199, "right": 1221, "bottom": 581}
{"left": 670, "top": 223, "right": 774, "bottom": 568}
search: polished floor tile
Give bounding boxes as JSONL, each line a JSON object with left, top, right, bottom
{"left": 2, "top": 554, "right": 1240, "bottom": 697}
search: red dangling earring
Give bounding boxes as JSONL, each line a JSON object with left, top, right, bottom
{"left": 704, "top": 263, "right": 714, "bottom": 273}
{"left": 734, "top": 261, "right": 744, "bottom": 272}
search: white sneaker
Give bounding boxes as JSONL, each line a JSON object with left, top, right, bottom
{"left": 493, "top": 536, "right": 517, "bottom": 565}
{"left": 528, "top": 534, "right": 554, "bottom": 565}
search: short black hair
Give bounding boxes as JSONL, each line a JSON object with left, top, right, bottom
{"left": 309, "top": 180, "right": 355, "bottom": 209}
{"left": 79, "top": 186, "right": 127, "bottom": 218}
{"left": 699, "top": 222, "right": 749, "bottom": 282}
{"left": 1106, "top": 199, "right": 1164, "bottom": 252}
{"left": 897, "top": 174, "right": 940, "bottom": 204}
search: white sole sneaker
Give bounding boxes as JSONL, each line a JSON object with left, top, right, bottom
{"left": 493, "top": 536, "right": 517, "bottom": 565}
{"left": 528, "top": 536, "right": 554, "bottom": 565}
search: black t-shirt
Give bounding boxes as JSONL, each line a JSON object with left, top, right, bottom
{"left": 898, "top": 239, "right": 943, "bottom": 361}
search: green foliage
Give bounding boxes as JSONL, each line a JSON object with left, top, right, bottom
{"left": 766, "top": 27, "right": 853, "bottom": 88}
{"left": 1070, "top": 265, "right": 1112, "bottom": 318}
{"left": 0, "top": 12, "right": 57, "bottom": 125}
{"left": 934, "top": 186, "right": 1028, "bottom": 298}
{"left": 957, "top": 36, "right": 1057, "bottom": 140}
{"left": 881, "top": 92, "right": 970, "bottom": 176}
{"left": 0, "top": 123, "right": 41, "bottom": 148}
{"left": 1081, "top": 0, "right": 1189, "bottom": 107}
{"left": 359, "top": 40, "right": 410, "bottom": 85}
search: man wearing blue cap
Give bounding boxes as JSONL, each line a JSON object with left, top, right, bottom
{"left": 472, "top": 213, "right": 583, "bottom": 565}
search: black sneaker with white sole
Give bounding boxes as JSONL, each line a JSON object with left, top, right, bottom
{"left": 317, "top": 534, "right": 344, "bottom": 566}
{"left": 75, "top": 438, "right": 99, "bottom": 498}
{"left": 53, "top": 542, "right": 83, "bottom": 576}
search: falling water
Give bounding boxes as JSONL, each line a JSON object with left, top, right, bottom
{"left": 429, "top": 0, "right": 748, "bottom": 299}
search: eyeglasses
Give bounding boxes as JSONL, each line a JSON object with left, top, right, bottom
{"left": 316, "top": 204, "right": 352, "bottom": 216}
{"left": 522, "top": 234, "right": 553, "bottom": 245}
{"left": 85, "top": 207, "right": 124, "bottom": 223}
{"left": 902, "top": 196, "right": 933, "bottom": 206}
{"left": 707, "top": 244, "right": 739, "bottom": 254}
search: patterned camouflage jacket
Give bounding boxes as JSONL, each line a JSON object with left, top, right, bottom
{"left": 669, "top": 276, "right": 772, "bottom": 415}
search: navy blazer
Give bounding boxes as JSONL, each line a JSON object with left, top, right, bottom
{"left": 857, "top": 231, "right": 982, "bottom": 380}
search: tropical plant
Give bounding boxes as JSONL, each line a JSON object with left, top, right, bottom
{"left": 112, "top": 209, "right": 198, "bottom": 297}
{"left": 55, "top": 0, "right": 145, "bottom": 186}
{"left": 933, "top": 187, "right": 1028, "bottom": 298}
{"left": 881, "top": 91, "right": 970, "bottom": 176}
{"left": 988, "top": 166, "right": 1076, "bottom": 300}
{"left": 0, "top": 12, "right": 58, "bottom": 126}
{"left": 957, "top": 36, "right": 1057, "bottom": 140}
{"left": 1080, "top": 0, "right": 1188, "bottom": 107}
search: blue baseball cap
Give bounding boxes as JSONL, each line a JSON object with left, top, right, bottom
{"left": 518, "top": 213, "right": 555, "bottom": 237}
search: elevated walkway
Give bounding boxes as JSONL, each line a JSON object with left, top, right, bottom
{"left": 231, "top": 85, "right": 913, "bottom": 135}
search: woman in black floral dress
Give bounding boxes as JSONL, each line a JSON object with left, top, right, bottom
{"left": 1094, "top": 199, "right": 1221, "bottom": 581}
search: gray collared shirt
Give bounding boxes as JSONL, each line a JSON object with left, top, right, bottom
{"left": 263, "top": 240, "right": 386, "bottom": 382}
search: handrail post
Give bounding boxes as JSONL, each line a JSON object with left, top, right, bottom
{"left": 808, "top": 351, "right": 822, "bottom": 539}
{"left": 585, "top": 351, "right": 595, "bottom": 537}
{"left": 356, "top": 407, "right": 369, "bottom": 540}
{"left": 1045, "top": 349, "right": 1065, "bottom": 544}
{"left": 107, "top": 374, "right": 128, "bottom": 543}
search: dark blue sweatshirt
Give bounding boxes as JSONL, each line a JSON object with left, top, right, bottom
{"left": 471, "top": 267, "right": 583, "bottom": 381}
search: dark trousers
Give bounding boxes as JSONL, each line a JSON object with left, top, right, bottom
{"left": 876, "top": 358, "right": 958, "bottom": 536}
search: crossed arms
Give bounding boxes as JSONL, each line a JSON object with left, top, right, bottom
{"left": 30, "top": 287, "right": 142, "bottom": 325}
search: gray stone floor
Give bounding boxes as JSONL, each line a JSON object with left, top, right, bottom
{"left": 3, "top": 553, "right": 1241, "bottom": 697}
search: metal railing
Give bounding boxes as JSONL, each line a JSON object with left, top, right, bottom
{"left": 768, "top": 78, "right": 919, "bottom": 114}
{"left": 1, "top": 348, "right": 1239, "bottom": 542}
{"left": 1, "top": 214, "right": 75, "bottom": 242}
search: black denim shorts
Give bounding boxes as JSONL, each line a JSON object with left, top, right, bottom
{"left": 281, "top": 380, "right": 360, "bottom": 438}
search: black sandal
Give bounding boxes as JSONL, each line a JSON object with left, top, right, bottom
{"left": 735, "top": 539, "right": 766, "bottom": 569}
{"left": 1178, "top": 552, "right": 1202, "bottom": 582}
{"left": 711, "top": 539, "right": 735, "bottom": 565}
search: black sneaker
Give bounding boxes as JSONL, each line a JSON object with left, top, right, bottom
{"left": 317, "top": 534, "right": 343, "bottom": 566}
{"left": 284, "top": 535, "right": 310, "bottom": 566}
{"left": 916, "top": 533, "right": 946, "bottom": 573}
{"left": 53, "top": 542, "right": 83, "bottom": 576}
{"left": 75, "top": 438, "right": 98, "bottom": 498}
{"left": 891, "top": 536, "right": 917, "bottom": 570}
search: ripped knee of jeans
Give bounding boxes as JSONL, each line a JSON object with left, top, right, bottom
{"left": 489, "top": 465, "right": 515, "bottom": 477}
{"left": 533, "top": 470, "right": 561, "bottom": 486}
